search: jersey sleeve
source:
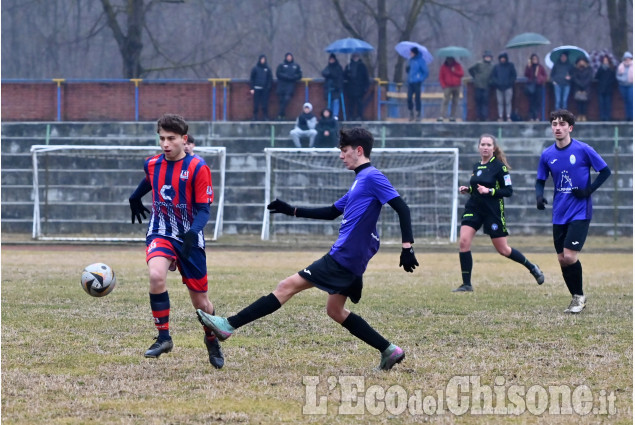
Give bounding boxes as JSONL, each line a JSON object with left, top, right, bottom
{"left": 584, "top": 144, "right": 608, "bottom": 172}
{"left": 333, "top": 192, "right": 348, "bottom": 212}
{"left": 536, "top": 151, "right": 550, "bottom": 181}
{"left": 193, "top": 162, "right": 213, "bottom": 204}
{"left": 369, "top": 171, "right": 400, "bottom": 204}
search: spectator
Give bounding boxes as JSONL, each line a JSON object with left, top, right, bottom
{"left": 184, "top": 134, "right": 196, "bottom": 155}
{"left": 550, "top": 52, "right": 574, "bottom": 110}
{"left": 406, "top": 46, "right": 429, "bottom": 122}
{"left": 523, "top": 53, "right": 548, "bottom": 121}
{"left": 322, "top": 54, "right": 344, "bottom": 119}
{"left": 249, "top": 54, "right": 273, "bottom": 121}
{"left": 571, "top": 57, "right": 593, "bottom": 121}
{"left": 468, "top": 50, "right": 494, "bottom": 121}
{"left": 595, "top": 54, "right": 617, "bottom": 121}
{"left": 315, "top": 108, "right": 339, "bottom": 148}
{"left": 438, "top": 57, "right": 464, "bottom": 122}
{"left": 616, "top": 51, "right": 633, "bottom": 121}
{"left": 289, "top": 102, "right": 317, "bottom": 148}
{"left": 275, "top": 52, "right": 302, "bottom": 120}
{"left": 344, "top": 53, "right": 370, "bottom": 120}
{"left": 490, "top": 52, "right": 517, "bottom": 122}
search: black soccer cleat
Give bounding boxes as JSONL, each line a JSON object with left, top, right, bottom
{"left": 144, "top": 337, "right": 173, "bottom": 358}
{"left": 530, "top": 265, "right": 545, "bottom": 285}
{"left": 452, "top": 284, "right": 474, "bottom": 292}
{"left": 204, "top": 336, "right": 225, "bottom": 369}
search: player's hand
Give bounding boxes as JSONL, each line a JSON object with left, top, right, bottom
{"left": 179, "top": 230, "right": 198, "bottom": 259}
{"left": 267, "top": 198, "right": 295, "bottom": 216}
{"left": 572, "top": 187, "right": 592, "bottom": 199}
{"left": 459, "top": 186, "right": 470, "bottom": 194}
{"left": 399, "top": 247, "right": 419, "bottom": 273}
{"left": 536, "top": 196, "right": 548, "bottom": 210}
{"left": 129, "top": 198, "right": 150, "bottom": 224}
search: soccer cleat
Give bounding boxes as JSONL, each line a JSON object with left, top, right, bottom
{"left": 196, "top": 309, "right": 234, "bottom": 341}
{"left": 565, "top": 295, "right": 586, "bottom": 314}
{"left": 530, "top": 265, "right": 545, "bottom": 285}
{"left": 144, "top": 337, "right": 173, "bottom": 358}
{"left": 452, "top": 284, "right": 473, "bottom": 292}
{"left": 204, "top": 336, "right": 224, "bottom": 369}
{"left": 379, "top": 344, "right": 405, "bottom": 370}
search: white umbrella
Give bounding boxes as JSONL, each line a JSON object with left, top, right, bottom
{"left": 395, "top": 41, "right": 433, "bottom": 64}
{"left": 544, "top": 45, "right": 591, "bottom": 69}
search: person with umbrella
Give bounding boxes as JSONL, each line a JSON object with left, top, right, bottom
{"left": 523, "top": 53, "right": 548, "bottom": 121}
{"left": 489, "top": 52, "right": 517, "bottom": 122}
{"left": 616, "top": 52, "right": 633, "bottom": 121}
{"left": 571, "top": 57, "right": 593, "bottom": 122}
{"left": 275, "top": 52, "right": 302, "bottom": 120}
{"left": 406, "top": 46, "right": 429, "bottom": 122}
{"left": 321, "top": 53, "right": 344, "bottom": 120}
{"left": 344, "top": 54, "right": 370, "bottom": 121}
{"left": 438, "top": 56, "right": 464, "bottom": 122}
{"left": 595, "top": 54, "right": 617, "bottom": 121}
{"left": 468, "top": 50, "right": 494, "bottom": 121}
{"left": 550, "top": 52, "right": 574, "bottom": 111}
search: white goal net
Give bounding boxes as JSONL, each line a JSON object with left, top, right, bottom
{"left": 261, "top": 148, "right": 459, "bottom": 243}
{"left": 30, "top": 145, "right": 226, "bottom": 241}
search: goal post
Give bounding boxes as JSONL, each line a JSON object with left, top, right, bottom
{"left": 30, "top": 145, "right": 226, "bottom": 242}
{"left": 261, "top": 147, "right": 459, "bottom": 243}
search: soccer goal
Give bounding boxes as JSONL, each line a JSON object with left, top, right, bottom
{"left": 30, "top": 145, "right": 226, "bottom": 241}
{"left": 261, "top": 147, "right": 459, "bottom": 243}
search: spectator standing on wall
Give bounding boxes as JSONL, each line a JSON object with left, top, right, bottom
{"left": 344, "top": 54, "right": 370, "bottom": 121}
{"left": 571, "top": 57, "right": 593, "bottom": 121}
{"left": 616, "top": 51, "right": 633, "bottom": 121}
{"left": 595, "top": 54, "right": 617, "bottom": 121}
{"left": 250, "top": 54, "right": 273, "bottom": 121}
{"left": 406, "top": 46, "right": 429, "bottom": 122}
{"left": 468, "top": 50, "right": 494, "bottom": 121}
{"left": 550, "top": 52, "right": 574, "bottom": 111}
{"left": 322, "top": 53, "right": 345, "bottom": 120}
{"left": 490, "top": 52, "right": 517, "bottom": 122}
{"left": 438, "top": 57, "right": 464, "bottom": 122}
{"left": 523, "top": 53, "right": 548, "bottom": 121}
{"left": 276, "top": 52, "right": 302, "bottom": 121}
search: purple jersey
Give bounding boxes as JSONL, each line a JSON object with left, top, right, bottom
{"left": 329, "top": 165, "right": 400, "bottom": 276}
{"left": 537, "top": 139, "right": 608, "bottom": 224}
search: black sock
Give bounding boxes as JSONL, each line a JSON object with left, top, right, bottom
{"left": 507, "top": 247, "right": 534, "bottom": 270}
{"left": 459, "top": 251, "right": 472, "bottom": 285}
{"left": 227, "top": 293, "right": 281, "bottom": 329}
{"left": 562, "top": 261, "right": 583, "bottom": 296}
{"left": 341, "top": 313, "right": 390, "bottom": 352}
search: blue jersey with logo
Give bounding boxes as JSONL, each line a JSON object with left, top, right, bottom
{"left": 329, "top": 165, "right": 400, "bottom": 276}
{"left": 537, "top": 139, "right": 607, "bottom": 224}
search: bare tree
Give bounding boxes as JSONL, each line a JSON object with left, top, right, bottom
{"left": 606, "top": 0, "right": 633, "bottom": 57}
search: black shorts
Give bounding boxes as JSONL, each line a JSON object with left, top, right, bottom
{"left": 553, "top": 220, "right": 590, "bottom": 253}
{"left": 298, "top": 254, "right": 363, "bottom": 304}
{"left": 461, "top": 204, "right": 508, "bottom": 238}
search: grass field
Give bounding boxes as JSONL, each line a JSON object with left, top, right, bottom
{"left": 1, "top": 239, "right": 632, "bottom": 424}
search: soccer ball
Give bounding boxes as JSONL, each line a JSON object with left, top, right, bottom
{"left": 81, "top": 263, "right": 116, "bottom": 297}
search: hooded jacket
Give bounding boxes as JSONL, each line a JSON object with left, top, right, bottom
{"left": 295, "top": 102, "right": 317, "bottom": 131}
{"left": 439, "top": 58, "right": 464, "bottom": 88}
{"left": 550, "top": 57, "right": 574, "bottom": 86}
{"left": 469, "top": 55, "right": 494, "bottom": 89}
{"left": 321, "top": 54, "right": 344, "bottom": 99}
{"left": 344, "top": 57, "right": 370, "bottom": 97}
{"left": 276, "top": 53, "right": 302, "bottom": 96}
{"left": 250, "top": 55, "right": 273, "bottom": 91}
{"left": 407, "top": 52, "right": 429, "bottom": 84}
{"left": 490, "top": 53, "right": 517, "bottom": 90}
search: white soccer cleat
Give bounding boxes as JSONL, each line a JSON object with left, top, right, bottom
{"left": 564, "top": 294, "right": 586, "bottom": 314}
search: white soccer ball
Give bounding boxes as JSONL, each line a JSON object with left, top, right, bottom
{"left": 81, "top": 263, "right": 116, "bottom": 297}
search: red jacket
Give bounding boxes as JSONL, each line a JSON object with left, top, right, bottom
{"left": 439, "top": 61, "right": 464, "bottom": 88}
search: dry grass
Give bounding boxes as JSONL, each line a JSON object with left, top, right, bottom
{"left": 1, "top": 241, "right": 632, "bottom": 424}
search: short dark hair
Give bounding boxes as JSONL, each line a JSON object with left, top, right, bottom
{"left": 186, "top": 134, "right": 195, "bottom": 144}
{"left": 157, "top": 114, "right": 188, "bottom": 136}
{"left": 550, "top": 109, "right": 575, "bottom": 126}
{"left": 338, "top": 127, "right": 374, "bottom": 158}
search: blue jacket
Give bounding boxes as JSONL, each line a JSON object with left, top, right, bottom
{"left": 407, "top": 54, "right": 429, "bottom": 84}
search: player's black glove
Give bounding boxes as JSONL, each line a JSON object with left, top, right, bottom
{"left": 536, "top": 196, "right": 548, "bottom": 210}
{"left": 572, "top": 187, "right": 592, "bottom": 199}
{"left": 129, "top": 198, "right": 150, "bottom": 224}
{"left": 399, "top": 247, "right": 419, "bottom": 273}
{"left": 179, "top": 230, "right": 198, "bottom": 259}
{"left": 267, "top": 198, "right": 295, "bottom": 216}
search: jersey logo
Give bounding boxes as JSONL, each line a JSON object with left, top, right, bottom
{"left": 160, "top": 185, "right": 176, "bottom": 201}
{"left": 206, "top": 186, "right": 213, "bottom": 196}
{"left": 476, "top": 170, "right": 482, "bottom": 176}
{"left": 371, "top": 232, "right": 379, "bottom": 242}
{"left": 550, "top": 159, "right": 558, "bottom": 164}
{"left": 504, "top": 175, "right": 512, "bottom": 186}
{"left": 502, "top": 165, "right": 508, "bottom": 172}
{"left": 303, "top": 268, "right": 312, "bottom": 275}
{"left": 180, "top": 170, "right": 189, "bottom": 181}
{"left": 571, "top": 241, "right": 580, "bottom": 245}
{"left": 148, "top": 240, "right": 157, "bottom": 252}
{"left": 569, "top": 154, "right": 576, "bottom": 165}
{"left": 559, "top": 171, "right": 573, "bottom": 193}
{"left": 351, "top": 180, "right": 359, "bottom": 191}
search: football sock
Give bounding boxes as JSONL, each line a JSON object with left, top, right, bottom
{"left": 459, "top": 251, "right": 472, "bottom": 285}
{"left": 562, "top": 261, "right": 583, "bottom": 296}
{"left": 227, "top": 293, "right": 281, "bottom": 329}
{"left": 341, "top": 312, "right": 390, "bottom": 352}
{"left": 507, "top": 247, "right": 534, "bottom": 270}
{"left": 150, "top": 291, "right": 170, "bottom": 340}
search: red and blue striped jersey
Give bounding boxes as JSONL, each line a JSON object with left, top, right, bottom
{"left": 143, "top": 153, "right": 213, "bottom": 245}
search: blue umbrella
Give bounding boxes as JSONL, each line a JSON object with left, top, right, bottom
{"left": 395, "top": 41, "right": 433, "bottom": 64}
{"left": 325, "top": 38, "right": 374, "bottom": 54}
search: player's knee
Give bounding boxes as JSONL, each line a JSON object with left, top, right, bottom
{"left": 459, "top": 238, "right": 471, "bottom": 251}
{"left": 148, "top": 268, "right": 166, "bottom": 288}
{"left": 275, "top": 278, "right": 297, "bottom": 298}
{"left": 559, "top": 253, "right": 577, "bottom": 266}
{"left": 326, "top": 305, "right": 346, "bottom": 323}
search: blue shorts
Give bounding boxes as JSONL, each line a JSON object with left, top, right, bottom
{"left": 146, "top": 235, "right": 208, "bottom": 292}
{"left": 298, "top": 254, "right": 363, "bottom": 303}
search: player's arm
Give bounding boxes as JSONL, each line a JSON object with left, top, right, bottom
{"left": 487, "top": 166, "right": 513, "bottom": 198}
{"left": 535, "top": 179, "right": 548, "bottom": 210}
{"left": 387, "top": 196, "right": 419, "bottom": 273}
{"left": 572, "top": 166, "right": 611, "bottom": 198}
{"left": 128, "top": 178, "right": 152, "bottom": 223}
{"left": 267, "top": 198, "right": 342, "bottom": 220}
